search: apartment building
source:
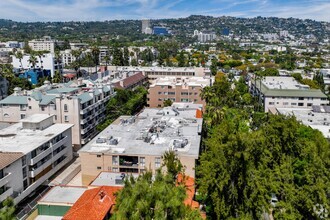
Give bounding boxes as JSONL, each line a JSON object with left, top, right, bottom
{"left": 11, "top": 53, "right": 62, "bottom": 78}
{"left": 0, "top": 80, "right": 114, "bottom": 149}
{"left": 113, "top": 66, "right": 211, "bottom": 80}
{"left": 250, "top": 76, "right": 328, "bottom": 112}
{"left": 276, "top": 105, "right": 330, "bottom": 139}
{"left": 0, "top": 114, "right": 73, "bottom": 204}
{"left": 79, "top": 105, "right": 203, "bottom": 186}
{"left": 28, "top": 36, "right": 55, "bottom": 54}
{"left": 147, "top": 76, "right": 212, "bottom": 108}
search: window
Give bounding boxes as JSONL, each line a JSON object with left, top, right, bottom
{"left": 20, "top": 104, "right": 27, "bottom": 111}
{"left": 3, "top": 113, "right": 9, "bottom": 118}
{"left": 158, "top": 98, "right": 163, "bottom": 101}
{"left": 268, "top": 102, "right": 274, "bottom": 105}
{"left": 307, "top": 103, "right": 313, "bottom": 107}
{"left": 298, "top": 97, "right": 304, "bottom": 100}
{"left": 158, "top": 92, "right": 162, "bottom": 95}
{"left": 20, "top": 114, "right": 26, "bottom": 119}
{"left": 112, "top": 167, "right": 119, "bottom": 172}
{"left": 181, "top": 98, "right": 189, "bottom": 102}
{"left": 97, "top": 166, "right": 102, "bottom": 170}
{"left": 22, "top": 168, "right": 27, "bottom": 179}
{"left": 283, "top": 102, "right": 289, "bottom": 105}
{"left": 29, "top": 106, "right": 32, "bottom": 109}
{"left": 64, "top": 115, "right": 69, "bottom": 122}
{"left": 97, "top": 155, "right": 101, "bottom": 158}
{"left": 41, "top": 106, "right": 45, "bottom": 111}
{"left": 140, "top": 157, "right": 145, "bottom": 167}
{"left": 64, "top": 104, "right": 68, "bottom": 112}
{"left": 291, "top": 103, "right": 297, "bottom": 106}
{"left": 112, "top": 156, "right": 118, "bottom": 165}
{"left": 168, "top": 92, "right": 175, "bottom": 95}
{"left": 298, "top": 103, "right": 304, "bottom": 106}
{"left": 155, "top": 157, "right": 161, "bottom": 168}
{"left": 181, "top": 92, "right": 189, "bottom": 96}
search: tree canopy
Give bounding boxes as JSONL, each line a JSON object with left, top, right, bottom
{"left": 197, "top": 74, "right": 330, "bottom": 219}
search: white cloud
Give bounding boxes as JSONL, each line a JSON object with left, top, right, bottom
{"left": 0, "top": 0, "right": 328, "bottom": 21}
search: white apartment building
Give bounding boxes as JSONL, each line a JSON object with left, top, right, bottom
{"left": 0, "top": 114, "right": 73, "bottom": 204}
{"left": 60, "top": 49, "right": 86, "bottom": 67}
{"left": 28, "top": 36, "right": 55, "bottom": 54}
{"left": 194, "top": 30, "right": 216, "bottom": 42}
{"left": 250, "top": 76, "right": 328, "bottom": 112}
{"left": 0, "top": 80, "right": 114, "bottom": 149}
{"left": 111, "top": 66, "right": 210, "bottom": 80}
{"left": 11, "top": 53, "right": 61, "bottom": 77}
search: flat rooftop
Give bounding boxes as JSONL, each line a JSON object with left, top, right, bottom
{"left": 0, "top": 122, "right": 73, "bottom": 154}
{"left": 262, "top": 77, "right": 310, "bottom": 90}
{"left": 79, "top": 107, "right": 203, "bottom": 158}
{"left": 277, "top": 107, "right": 330, "bottom": 139}
{"left": 90, "top": 172, "right": 139, "bottom": 187}
{"left": 39, "top": 186, "right": 87, "bottom": 205}
{"left": 20, "top": 114, "right": 54, "bottom": 123}
{"left": 150, "top": 76, "right": 212, "bottom": 87}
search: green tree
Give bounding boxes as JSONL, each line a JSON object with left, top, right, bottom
{"left": 15, "top": 51, "right": 24, "bottom": 71}
{"left": 163, "top": 99, "right": 173, "bottom": 107}
{"left": 210, "top": 58, "right": 218, "bottom": 76}
{"left": 28, "top": 55, "right": 37, "bottom": 69}
{"left": 123, "top": 47, "right": 129, "bottom": 66}
{"left": 161, "top": 150, "right": 183, "bottom": 180}
{"left": 91, "top": 45, "right": 100, "bottom": 73}
{"left": 0, "top": 197, "right": 16, "bottom": 220}
{"left": 197, "top": 113, "right": 330, "bottom": 219}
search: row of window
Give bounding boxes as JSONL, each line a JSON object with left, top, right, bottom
{"left": 269, "top": 102, "right": 313, "bottom": 107}
{"left": 96, "top": 156, "right": 161, "bottom": 169}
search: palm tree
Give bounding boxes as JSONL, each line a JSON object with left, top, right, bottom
{"left": 28, "top": 55, "right": 37, "bottom": 69}
{"left": 15, "top": 51, "right": 24, "bottom": 71}
{"left": 72, "top": 49, "right": 82, "bottom": 77}
{"left": 91, "top": 46, "right": 100, "bottom": 74}
{"left": 200, "top": 86, "right": 215, "bottom": 103}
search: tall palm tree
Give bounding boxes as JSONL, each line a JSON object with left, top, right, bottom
{"left": 28, "top": 55, "right": 37, "bottom": 69}
{"left": 15, "top": 51, "right": 24, "bottom": 71}
{"left": 200, "top": 86, "right": 215, "bottom": 103}
{"left": 72, "top": 49, "right": 82, "bottom": 77}
{"left": 91, "top": 46, "right": 100, "bottom": 74}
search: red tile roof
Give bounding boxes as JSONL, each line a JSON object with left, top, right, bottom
{"left": 177, "top": 174, "right": 200, "bottom": 209}
{"left": 113, "top": 72, "right": 146, "bottom": 89}
{"left": 62, "top": 186, "right": 122, "bottom": 220}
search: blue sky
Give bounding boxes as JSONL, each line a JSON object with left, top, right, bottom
{"left": 0, "top": 0, "right": 329, "bottom": 22}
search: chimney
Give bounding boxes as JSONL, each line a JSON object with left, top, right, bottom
{"left": 99, "top": 191, "right": 106, "bottom": 201}
{"left": 13, "top": 87, "right": 22, "bottom": 96}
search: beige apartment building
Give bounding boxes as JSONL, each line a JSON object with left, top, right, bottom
{"left": 147, "top": 76, "right": 212, "bottom": 108}
{"left": 79, "top": 105, "right": 203, "bottom": 186}
{"left": 0, "top": 80, "right": 114, "bottom": 149}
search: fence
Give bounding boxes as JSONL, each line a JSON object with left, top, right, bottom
{"left": 16, "top": 186, "right": 51, "bottom": 220}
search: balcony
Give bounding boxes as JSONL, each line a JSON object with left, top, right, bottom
{"left": 52, "top": 136, "right": 68, "bottom": 151}
{"left": 0, "top": 173, "right": 11, "bottom": 188}
{"left": 29, "top": 159, "right": 52, "bottom": 178}
{"left": 0, "top": 187, "right": 13, "bottom": 203}
{"left": 30, "top": 147, "right": 52, "bottom": 165}
{"left": 52, "top": 147, "right": 68, "bottom": 162}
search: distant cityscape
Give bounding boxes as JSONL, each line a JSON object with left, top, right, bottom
{"left": 0, "top": 13, "right": 329, "bottom": 220}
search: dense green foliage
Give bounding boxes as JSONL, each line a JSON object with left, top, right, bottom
{"left": 0, "top": 198, "right": 16, "bottom": 220}
{"left": 112, "top": 151, "right": 201, "bottom": 220}
{"left": 97, "top": 87, "right": 147, "bottom": 131}
{"left": 111, "top": 171, "right": 202, "bottom": 220}
{"left": 0, "top": 64, "right": 32, "bottom": 94}
{"left": 197, "top": 75, "right": 330, "bottom": 219}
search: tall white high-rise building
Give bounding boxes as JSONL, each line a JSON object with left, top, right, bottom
{"left": 142, "top": 19, "right": 151, "bottom": 34}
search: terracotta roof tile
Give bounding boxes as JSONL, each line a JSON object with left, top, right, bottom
{"left": 62, "top": 186, "right": 122, "bottom": 220}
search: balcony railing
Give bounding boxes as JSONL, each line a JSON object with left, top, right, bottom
{"left": 29, "top": 159, "right": 52, "bottom": 178}
{"left": 30, "top": 147, "right": 52, "bottom": 165}
{"left": 0, "top": 187, "right": 13, "bottom": 203}
{"left": 52, "top": 136, "right": 68, "bottom": 151}
{"left": 0, "top": 173, "right": 11, "bottom": 188}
